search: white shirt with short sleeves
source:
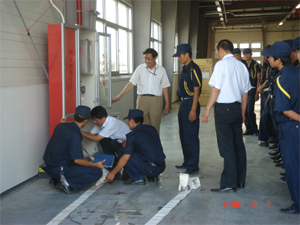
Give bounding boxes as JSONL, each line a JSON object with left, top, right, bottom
{"left": 209, "top": 54, "right": 252, "bottom": 103}
{"left": 129, "top": 63, "right": 171, "bottom": 96}
{"left": 90, "top": 116, "right": 131, "bottom": 140}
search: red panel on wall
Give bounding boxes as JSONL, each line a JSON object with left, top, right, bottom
{"left": 48, "top": 25, "right": 77, "bottom": 137}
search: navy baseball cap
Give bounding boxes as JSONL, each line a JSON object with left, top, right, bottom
{"left": 232, "top": 48, "right": 241, "bottom": 54}
{"left": 283, "top": 39, "right": 294, "bottom": 48}
{"left": 243, "top": 48, "right": 252, "bottom": 54}
{"left": 124, "top": 109, "right": 144, "bottom": 119}
{"left": 261, "top": 41, "right": 292, "bottom": 58}
{"left": 75, "top": 105, "right": 91, "bottom": 118}
{"left": 172, "top": 44, "right": 191, "bottom": 57}
{"left": 261, "top": 45, "right": 271, "bottom": 53}
{"left": 292, "top": 36, "right": 300, "bottom": 51}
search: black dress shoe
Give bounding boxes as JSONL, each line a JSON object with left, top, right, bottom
{"left": 211, "top": 186, "right": 236, "bottom": 192}
{"left": 280, "top": 172, "right": 286, "bottom": 176}
{"left": 268, "top": 138, "right": 276, "bottom": 144}
{"left": 269, "top": 144, "right": 278, "bottom": 149}
{"left": 243, "top": 131, "right": 253, "bottom": 135}
{"left": 124, "top": 178, "right": 146, "bottom": 185}
{"left": 237, "top": 183, "right": 245, "bottom": 188}
{"left": 49, "top": 178, "right": 63, "bottom": 190}
{"left": 280, "top": 177, "right": 286, "bottom": 181}
{"left": 253, "top": 131, "right": 259, "bottom": 136}
{"left": 183, "top": 169, "right": 199, "bottom": 174}
{"left": 279, "top": 207, "right": 299, "bottom": 214}
{"left": 269, "top": 151, "right": 279, "bottom": 156}
{"left": 273, "top": 159, "right": 282, "bottom": 163}
{"left": 275, "top": 162, "right": 284, "bottom": 167}
{"left": 271, "top": 154, "right": 280, "bottom": 160}
{"left": 258, "top": 141, "right": 269, "bottom": 147}
{"left": 175, "top": 164, "right": 187, "bottom": 169}
{"left": 147, "top": 176, "right": 159, "bottom": 182}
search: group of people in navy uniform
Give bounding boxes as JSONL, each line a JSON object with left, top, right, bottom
{"left": 43, "top": 39, "right": 299, "bottom": 214}
{"left": 232, "top": 37, "right": 299, "bottom": 214}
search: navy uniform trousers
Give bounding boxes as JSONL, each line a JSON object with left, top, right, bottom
{"left": 178, "top": 98, "right": 200, "bottom": 171}
{"left": 45, "top": 165, "right": 102, "bottom": 191}
{"left": 278, "top": 120, "right": 299, "bottom": 212}
{"left": 117, "top": 148, "right": 166, "bottom": 181}
{"left": 245, "top": 88, "right": 258, "bottom": 133}
{"left": 258, "top": 97, "right": 277, "bottom": 142}
{"left": 214, "top": 102, "right": 247, "bottom": 188}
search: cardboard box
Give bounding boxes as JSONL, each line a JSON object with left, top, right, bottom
{"left": 193, "top": 59, "right": 213, "bottom": 106}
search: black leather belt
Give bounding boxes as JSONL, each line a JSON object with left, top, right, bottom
{"left": 140, "top": 94, "right": 157, "bottom": 97}
{"left": 181, "top": 97, "right": 193, "bottom": 101}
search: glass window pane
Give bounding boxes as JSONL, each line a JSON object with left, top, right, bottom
{"left": 106, "top": 0, "right": 116, "bottom": 23}
{"left": 129, "top": 32, "right": 132, "bottom": 73}
{"left": 251, "top": 43, "right": 261, "bottom": 48}
{"left": 151, "top": 22, "right": 154, "bottom": 38}
{"left": 153, "top": 23, "right": 158, "bottom": 40}
{"left": 158, "top": 42, "right": 162, "bottom": 65}
{"left": 128, "top": 8, "right": 132, "bottom": 30}
{"left": 257, "top": 60, "right": 261, "bottom": 64}
{"left": 119, "top": 29, "right": 128, "bottom": 73}
{"left": 96, "top": 21, "right": 104, "bottom": 32}
{"left": 233, "top": 43, "right": 238, "bottom": 48}
{"left": 118, "top": 3, "right": 127, "bottom": 28}
{"left": 252, "top": 52, "right": 261, "bottom": 57}
{"left": 96, "top": 0, "right": 103, "bottom": 18}
{"left": 150, "top": 41, "right": 154, "bottom": 48}
{"left": 107, "top": 27, "right": 117, "bottom": 71}
{"left": 240, "top": 43, "right": 249, "bottom": 49}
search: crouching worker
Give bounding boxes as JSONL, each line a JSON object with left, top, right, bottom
{"left": 106, "top": 109, "right": 166, "bottom": 185}
{"left": 43, "top": 106, "right": 105, "bottom": 194}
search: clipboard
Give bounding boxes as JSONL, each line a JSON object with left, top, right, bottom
{"left": 94, "top": 153, "right": 115, "bottom": 168}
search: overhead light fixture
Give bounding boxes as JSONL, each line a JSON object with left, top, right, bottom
{"left": 279, "top": 22, "right": 283, "bottom": 26}
{"left": 296, "top": 4, "right": 300, "bottom": 9}
{"left": 220, "top": 17, "right": 224, "bottom": 21}
{"left": 217, "top": 7, "right": 221, "bottom": 12}
{"left": 219, "top": 13, "right": 222, "bottom": 17}
{"left": 215, "top": 1, "right": 220, "bottom": 6}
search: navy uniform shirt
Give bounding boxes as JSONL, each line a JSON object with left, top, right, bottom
{"left": 243, "top": 59, "right": 262, "bottom": 87}
{"left": 274, "top": 65, "right": 300, "bottom": 123}
{"left": 177, "top": 60, "right": 202, "bottom": 98}
{"left": 260, "top": 62, "right": 271, "bottom": 89}
{"left": 268, "top": 67, "right": 279, "bottom": 97}
{"left": 123, "top": 124, "right": 166, "bottom": 166}
{"left": 43, "top": 122, "right": 84, "bottom": 167}
{"left": 293, "top": 59, "right": 299, "bottom": 68}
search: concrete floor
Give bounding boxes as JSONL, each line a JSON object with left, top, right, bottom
{"left": 1, "top": 102, "right": 299, "bottom": 225}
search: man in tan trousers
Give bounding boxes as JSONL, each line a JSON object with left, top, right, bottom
{"left": 112, "top": 48, "right": 170, "bottom": 133}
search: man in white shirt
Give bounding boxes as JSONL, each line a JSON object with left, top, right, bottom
{"left": 111, "top": 48, "right": 171, "bottom": 133}
{"left": 82, "top": 106, "right": 131, "bottom": 161}
{"left": 201, "top": 39, "right": 252, "bottom": 193}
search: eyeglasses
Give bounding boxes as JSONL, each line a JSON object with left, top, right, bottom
{"left": 144, "top": 57, "right": 154, "bottom": 62}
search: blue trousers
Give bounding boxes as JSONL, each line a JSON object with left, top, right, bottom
{"left": 117, "top": 148, "right": 166, "bottom": 181}
{"left": 258, "top": 99, "right": 275, "bottom": 142}
{"left": 260, "top": 92, "right": 268, "bottom": 115}
{"left": 245, "top": 88, "right": 258, "bottom": 133}
{"left": 178, "top": 99, "right": 200, "bottom": 170}
{"left": 278, "top": 121, "right": 299, "bottom": 212}
{"left": 45, "top": 165, "right": 102, "bottom": 191}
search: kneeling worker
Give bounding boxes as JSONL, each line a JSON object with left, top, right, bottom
{"left": 43, "top": 106, "right": 105, "bottom": 194}
{"left": 106, "top": 109, "right": 166, "bottom": 185}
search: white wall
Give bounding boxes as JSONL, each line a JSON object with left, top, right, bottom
{"left": 0, "top": 0, "right": 136, "bottom": 194}
{"left": 0, "top": 0, "right": 65, "bottom": 193}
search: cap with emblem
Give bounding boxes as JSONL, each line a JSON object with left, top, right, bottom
{"left": 75, "top": 105, "right": 91, "bottom": 118}
{"left": 292, "top": 36, "right": 300, "bottom": 51}
{"left": 233, "top": 48, "right": 241, "bottom": 54}
{"left": 124, "top": 109, "right": 144, "bottom": 120}
{"left": 261, "top": 41, "right": 292, "bottom": 58}
{"left": 172, "top": 44, "right": 192, "bottom": 57}
{"left": 243, "top": 48, "right": 252, "bottom": 54}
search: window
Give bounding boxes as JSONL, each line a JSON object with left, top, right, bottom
{"left": 233, "top": 43, "right": 238, "bottom": 48}
{"left": 173, "top": 34, "right": 178, "bottom": 73}
{"left": 251, "top": 43, "right": 261, "bottom": 49}
{"left": 96, "top": 0, "right": 132, "bottom": 74}
{"left": 240, "top": 43, "right": 249, "bottom": 49}
{"left": 150, "top": 20, "right": 162, "bottom": 65}
{"left": 252, "top": 52, "right": 261, "bottom": 57}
